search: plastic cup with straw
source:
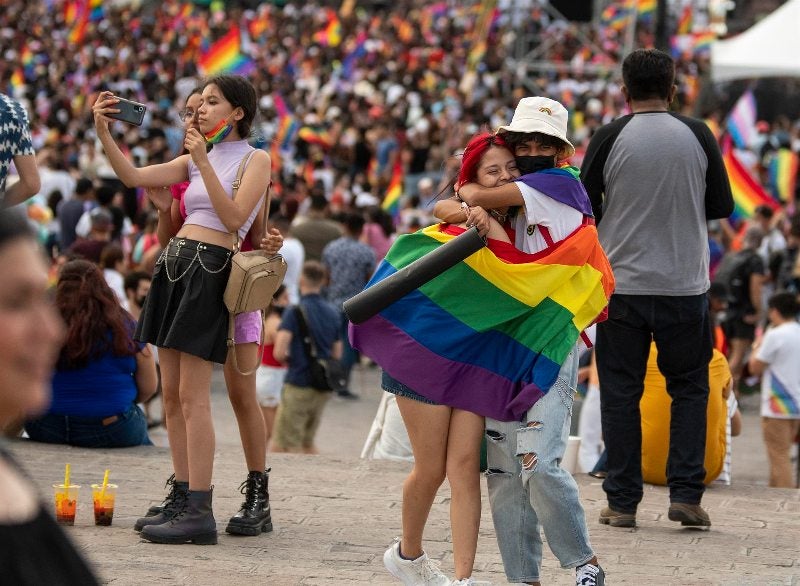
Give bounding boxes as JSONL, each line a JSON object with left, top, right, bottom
{"left": 53, "top": 463, "right": 80, "bottom": 525}
{"left": 91, "top": 469, "right": 117, "bottom": 526}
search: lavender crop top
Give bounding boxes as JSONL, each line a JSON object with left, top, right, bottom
{"left": 183, "top": 140, "right": 262, "bottom": 240}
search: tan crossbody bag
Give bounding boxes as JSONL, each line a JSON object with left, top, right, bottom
{"left": 224, "top": 150, "right": 288, "bottom": 374}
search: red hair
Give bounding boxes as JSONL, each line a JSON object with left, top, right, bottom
{"left": 56, "top": 259, "right": 137, "bottom": 369}
{"left": 456, "top": 133, "right": 513, "bottom": 189}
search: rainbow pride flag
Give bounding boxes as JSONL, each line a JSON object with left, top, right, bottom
{"left": 314, "top": 9, "right": 342, "bottom": 47}
{"left": 601, "top": 3, "right": 632, "bottom": 31}
{"left": 66, "top": 0, "right": 89, "bottom": 44}
{"left": 9, "top": 68, "right": 25, "bottom": 91}
{"left": 341, "top": 32, "right": 368, "bottom": 80}
{"left": 677, "top": 5, "right": 692, "bottom": 34}
{"left": 381, "top": 160, "right": 404, "bottom": 219}
{"left": 769, "top": 148, "right": 798, "bottom": 203}
{"left": 636, "top": 0, "right": 656, "bottom": 21}
{"left": 723, "top": 143, "right": 780, "bottom": 221}
{"left": 351, "top": 175, "right": 614, "bottom": 421}
{"left": 690, "top": 30, "right": 716, "bottom": 54}
{"left": 198, "top": 27, "right": 255, "bottom": 76}
{"left": 89, "top": 0, "right": 104, "bottom": 22}
{"left": 297, "top": 126, "right": 332, "bottom": 148}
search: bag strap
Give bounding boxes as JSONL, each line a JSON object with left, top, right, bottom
{"left": 227, "top": 311, "right": 266, "bottom": 376}
{"left": 294, "top": 304, "right": 320, "bottom": 360}
{"left": 230, "top": 150, "right": 273, "bottom": 251}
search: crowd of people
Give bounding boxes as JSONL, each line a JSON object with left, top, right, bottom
{"left": 1, "top": 0, "right": 800, "bottom": 584}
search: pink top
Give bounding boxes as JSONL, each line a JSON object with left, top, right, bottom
{"left": 183, "top": 140, "right": 261, "bottom": 240}
{"left": 170, "top": 181, "right": 189, "bottom": 219}
{"left": 362, "top": 222, "right": 392, "bottom": 262}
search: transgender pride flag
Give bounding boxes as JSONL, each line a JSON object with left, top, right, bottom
{"left": 726, "top": 90, "right": 758, "bottom": 150}
{"left": 350, "top": 172, "right": 614, "bottom": 421}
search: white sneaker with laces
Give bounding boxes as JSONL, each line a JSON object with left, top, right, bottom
{"left": 576, "top": 563, "right": 605, "bottom": 586}
{"left": 383, "top": 538, "right": 450, "bottom": 586}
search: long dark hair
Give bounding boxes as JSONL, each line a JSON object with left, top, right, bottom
{"left": 55, "top": 259, "right": 137, "bottom": 369}
{"left": 204, "top": 75, "right": 257, "bottom": 138}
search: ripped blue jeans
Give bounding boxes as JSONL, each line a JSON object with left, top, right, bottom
{"left": 485, "top": 346, "right": 594, "bottom": 583}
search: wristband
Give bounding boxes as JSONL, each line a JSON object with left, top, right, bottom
{"left": 460, "top": 200, "right": 470, "bottom": 220}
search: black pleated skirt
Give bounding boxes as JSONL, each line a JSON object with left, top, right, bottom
{"left": 135, "top": 237, "right": 232, "bottom": 364}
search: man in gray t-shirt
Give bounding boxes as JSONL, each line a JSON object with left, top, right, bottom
{"left": 581, "top": 49, "right": 733, "bottom": 530}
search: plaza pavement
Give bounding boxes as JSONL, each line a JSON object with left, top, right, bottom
{"left": 7, "top": 364, "right": 800, "bottom": 585}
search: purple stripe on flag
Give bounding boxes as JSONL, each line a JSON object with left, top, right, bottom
{"left": 516, "top": 172, "right": 593, "bottom": 216}
{"left": 350, "top": 315, "right": 545, "bottom": 421}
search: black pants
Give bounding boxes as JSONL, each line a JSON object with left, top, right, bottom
{"left": 596, "top": 293, "right": 712, "bottom": 513}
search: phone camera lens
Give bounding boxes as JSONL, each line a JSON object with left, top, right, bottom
{"left": 136, "top": 106, "right": 143, "bottom": 111}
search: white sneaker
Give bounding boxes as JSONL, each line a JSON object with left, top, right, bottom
{"left": 450, "top": 578, "right": 491, "bottom": 585}
{"left": 576, "top": 563, "right": 605, "bottom": 586}
{"left": 383, "top": 538, "right": 450, "bottom": 586}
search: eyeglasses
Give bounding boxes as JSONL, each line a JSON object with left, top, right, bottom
{"left": 179, "top": 109, "right": 196, "bottom": 122}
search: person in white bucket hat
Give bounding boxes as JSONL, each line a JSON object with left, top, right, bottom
{"left": 433, "top": 96, "right": 607, "bottom": 586}
{"left": 496, "top": 96, "right": 576, "bottom": 157}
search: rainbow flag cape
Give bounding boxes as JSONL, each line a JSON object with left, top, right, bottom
{"left": 723, "top": 141, "right": 780, "bottom": 221}
{"left": 768, "top": 148, "right": 798, "bottom": 203}
{"left": 198, "top": 27, "right": 255, "bottom": 76}
{"left": 351, "top": 174, "right": 614, "bottom": 421}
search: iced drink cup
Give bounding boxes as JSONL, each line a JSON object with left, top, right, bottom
{"left": 91, "top": 484, "right": 117, "bottom": 526}
{"left": 53, "top": 484, "right": 80, "bottom": 525}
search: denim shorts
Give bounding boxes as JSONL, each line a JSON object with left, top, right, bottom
{"left": 26, "top": 404, "right": 152, "bottom": 449}
{"left": 381, "top": 371, "right": 439, "bottom": 406}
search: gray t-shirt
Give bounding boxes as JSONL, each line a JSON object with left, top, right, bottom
{"left": 581, "top": 111, "right": 733, "bottom": 296}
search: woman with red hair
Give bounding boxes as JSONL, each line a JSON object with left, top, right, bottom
{"left": 381, "top": 132, "right": 520, "bottom": 586}
{"left": 25, "top": 259, "right": 158, "bottom": 448}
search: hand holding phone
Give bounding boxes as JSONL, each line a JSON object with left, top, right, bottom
{"left": 107, "top": 96, "right": 147, "bottom": 126}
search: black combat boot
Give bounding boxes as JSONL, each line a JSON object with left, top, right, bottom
{"left": 225, "top": 469, "right": 273, "bottom": 536}
{"left": 134, "top": 475, "right": 189, "bottom": 532}
{"left": 140, "top": 488, "right": 218, "bottom": 545}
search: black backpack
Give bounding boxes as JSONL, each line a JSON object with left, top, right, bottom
{"left": 712, "top": 250, "right": 760, "bottom": 308}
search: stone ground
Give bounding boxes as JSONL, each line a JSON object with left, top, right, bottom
{"left": 7, "top": 364, "right": 800, "bottom": 585}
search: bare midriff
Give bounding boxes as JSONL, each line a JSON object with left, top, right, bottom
{"left": 176, "top": 224, "right": 237, "bottom": 249}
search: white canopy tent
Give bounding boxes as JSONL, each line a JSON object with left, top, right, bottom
{"left": 710, "top": 0, "right": 800, "bottom": 82}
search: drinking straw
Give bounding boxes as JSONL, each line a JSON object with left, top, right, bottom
{"left": 64, "top": 463, "right": 70, "bottom": 490}
{"left": 100, "top": 469, "right": 110, "bottom": 498}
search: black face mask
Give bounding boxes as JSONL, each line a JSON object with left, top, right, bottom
{"left": 517, "top": 155, "right": 556, "bottom": 175}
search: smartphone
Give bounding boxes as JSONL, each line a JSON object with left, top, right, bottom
{"left": 108, "top": 97, "right": 147, "bottom": 126}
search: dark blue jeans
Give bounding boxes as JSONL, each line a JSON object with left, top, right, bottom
{"left": 596, "top": 294, "right": 712, "bottom": 513}
{"left": 26, "top": 404, "right": 152, "bottom": 448}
